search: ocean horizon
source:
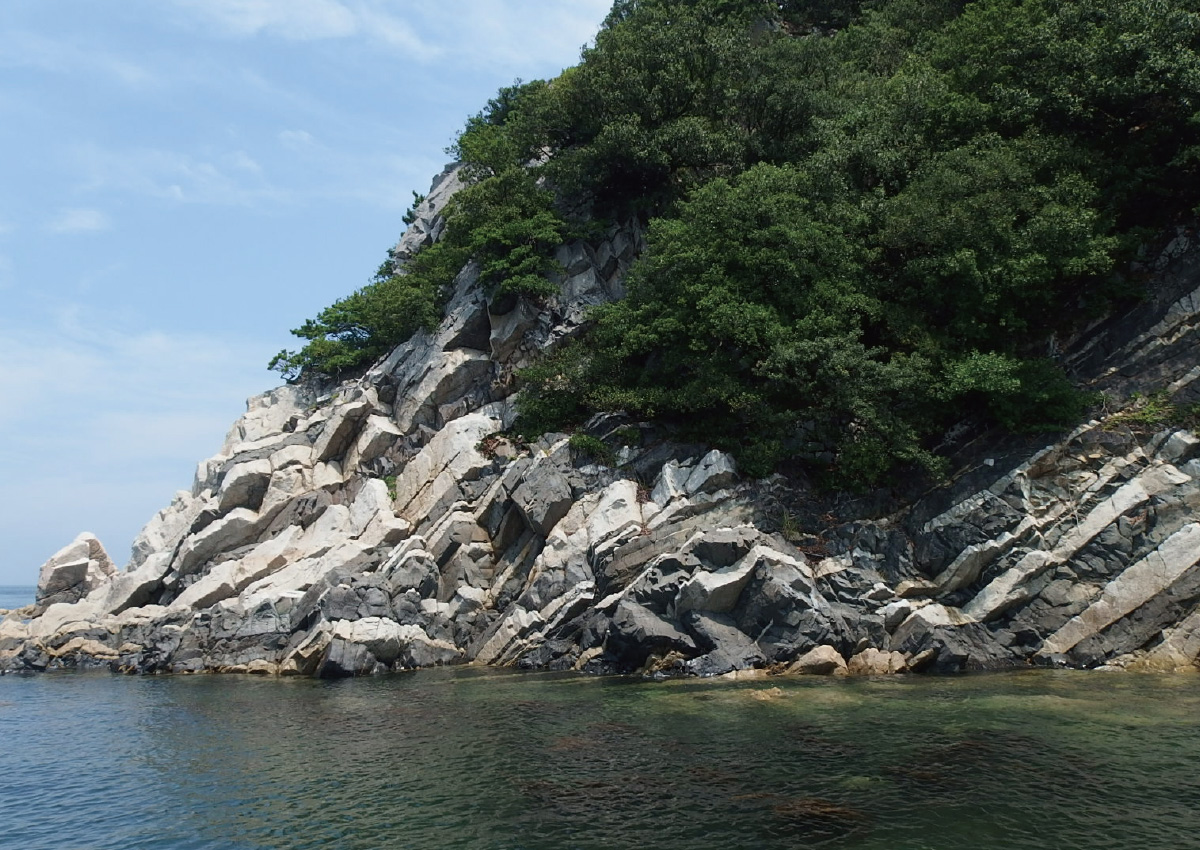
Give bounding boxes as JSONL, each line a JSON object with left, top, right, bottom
{"left": 0, "top": 586, "right": 35, "bottom": 611}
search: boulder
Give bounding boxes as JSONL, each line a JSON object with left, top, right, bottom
{"left": 215, "top": 459, "right": 272, "bottom": 514}
{"left": 846, "top": 647, "right": 907, "bottom": 675}
{"left": 512, "top": 466, "right": 573, "bottom": 537}
{"left": 35, "top": 533, "right": 116, "bottom": 606}
{"left": 312, "top": 401, "right": 369, "bottom": 463}
{"left": 607, "top": 599, "right": 696, "bottom": 668}
{"left": 676, "top": 545, "right": 770, "bottom": 615}
{"left": 892, "top": 604, "right": 1015, "bottom": 672}
{"left": 684, "top": 450, "right": 738, "bottom": 494}
{"left": 787, "top": 645, "right": 848, "bottom": 675}
{"left": 682, "top": 611, "right": 764, "bottom": 677}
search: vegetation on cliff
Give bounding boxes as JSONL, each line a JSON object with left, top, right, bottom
{"left": 274, "top": 0, "right": 1200, "bottom": 484}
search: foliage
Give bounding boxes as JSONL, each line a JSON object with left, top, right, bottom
{"left": 277, "top": 0, "right": 1200, "bottom": 487}
{"left": 272, "top": 166, "right": 568, "bottom": 378}
{"left": 1103, "top": 391, "right": 1200, "bottom": 432}
{"left": 568, "top": 433, "right": 616, "bottom": 466}
{"left": 401, "top": 191, "right": 426, "bottom": 226}
{"left": 493, "top": 0, "right": 1200, "bottom": 486}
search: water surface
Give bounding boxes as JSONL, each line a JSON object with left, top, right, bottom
{"left": 0, "top": 585, "right": 34, "bottom": 611}
{"left": 2, "top": 668, "right": 1198, "bottom": 849}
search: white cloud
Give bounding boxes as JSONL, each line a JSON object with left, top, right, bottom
{"left": 49, "top": 208, "right": 112, "bottom": 233}
{"left": 0, "top": 306, "right": 268, "bottom": 432}
{"left": 0, "top": 308, "right": 273, "bottom": 578}
{"left": 278, "top": 129, "right": 317, "bottom": 150}
{"left": 74, "top": 144, "right": 283, "bottom": 207}
{"left": 0, "top": 30, "right": 157, "bottom": 89}
{"left": 174, "top": 0, "right": 365, "bottom": 41}
{"left": 356, "top": 7, "right": 437, "bottom": 56}
{"left": 171, "top": 0, "right": 608, "bottom": 66}
{"left": 408, "top": 1, "right": 610, "bottom": 71}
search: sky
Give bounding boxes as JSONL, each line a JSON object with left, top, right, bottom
{"left": 0, "top": 0, "right": 612, "bottom": 585}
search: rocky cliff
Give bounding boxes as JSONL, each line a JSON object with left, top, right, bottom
{"left": 5, "top": 165, "right": 1200, "bottom": 678}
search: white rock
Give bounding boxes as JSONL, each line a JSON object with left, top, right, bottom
{"left": 395, "top": 408, "right": 503, "bottom": 523}
{"left": 173, "top": 508, "right": 265, "bottom": 575}
{"left": 347, "top": 415, "right": 403, "bottom": 470}
{"left": 313, "top": 461, "right": 344, "bottom": 489}
{"left": 675, "top": 544, "right": 766, "bottom": 615}
{"left": 215, "top": 459, "right": 272, "bottom": 514}
{"left": 787, "top": 645, "right": 847, "bottom": 675}
{"left": 348, "top": 479, "right": 394, "bottom": 538}
{"left": 684, "top": 450, "right": 738, "bottom": 495}
{"left": 36, "top": 532, "right": 116, "bottom": 604}
{"left": 651, "top": 460, "right": 692, "bottom": 506}
{"left": 1041, "top": 523, "right": 1200, "bottom": 656}
{"left": 312, "top": 401, "right": 370, "bottom": 462}
{"left": 585, "top": 480, "right": 643, "bottom": 546}
{"left": 270, "top": 444, "right": 314, "bottom": 471}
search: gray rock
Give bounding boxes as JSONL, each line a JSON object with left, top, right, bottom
{"left": 512, "top": 466, "right": 573, "bottom": 537}
{"left": 684, "top": 450, "right": 738, "bottom": 495}
{"left": 682, "top": 611, "right": 764, "bottom": 676}
{"left": 686, "top": 526, "right": 759, "bottom": 569}
{"left": 607, "top": 599, "right": 696, "bottom": 668}
{"left": 319, "top": 638, "right": 375, "bottom": 678}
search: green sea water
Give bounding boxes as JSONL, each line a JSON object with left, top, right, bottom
{"left": 2, "top": 667, "right": 1198, "bottom": 849}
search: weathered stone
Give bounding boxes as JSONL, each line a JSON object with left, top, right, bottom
{"left": 215, "top": 459, "right": 272, "bottom": 514}
{"left": 676, "top": 545, "right": 773, "bottom": 615}
{"left": 394, "top": 408, "right": 502, "bottom": 523}
{"left": 682, "top": 610, "right": 764, "bottom": 676}
{"left": 36, "top": 533, "right": 116, "bottom": 606}
{"left": 684, "top": 450, "right": 738, "bottom": 495}
{"left": 607, "top": 599, "right": 696, "bottom": 668}
{"left": 686, "top": 526, "right": 759, "bottom": 569}
{"left": 846, "top": 647, "right": 907, "bottom": 675}
{"left": 651, "top": 460, "right": 692, "bottom": 506}
{"left": 312, "top": 401, "right": 370, "bottom": 462}
{"left": 787, "top": 645, "right": 848, "bottom": 675}
{"left": 347, "top": 415, "right": 403, "bottom": 470}
{"left": 512, "top": 466, "right": 573, "bottom": 537}
{"left": 892, "top": 604, "right": 1014, "bottom": 672}
{"left": 1040, "top": 523, "right": 1200, "bottom": 657}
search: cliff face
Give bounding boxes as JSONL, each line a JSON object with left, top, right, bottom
{"left": 5, "top": 166, "right": 1200, "bottom": 678}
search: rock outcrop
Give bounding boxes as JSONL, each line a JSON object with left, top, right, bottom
{"left": 35, "top": 533, "right": 116, "bottom": 607}
{"left": 6, "top": 164, "right": 1200, "bottom": 678}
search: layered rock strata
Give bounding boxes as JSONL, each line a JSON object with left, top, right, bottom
{"left": 5, "top": 166, "right": 1200, "bottom": 678}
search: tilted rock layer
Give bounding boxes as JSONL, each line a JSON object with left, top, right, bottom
{"left": 5, "top": 166, "right": 1200, "bottom": 678}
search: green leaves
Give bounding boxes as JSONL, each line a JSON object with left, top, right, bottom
{"left": 280, "top": 0, "right": 1200, "bottom": 488}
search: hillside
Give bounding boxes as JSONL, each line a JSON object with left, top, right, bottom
{"left": 5, "top": 0, "right": 1200, "bottom": 677}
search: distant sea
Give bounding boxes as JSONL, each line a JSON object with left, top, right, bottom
{"left": 0, "top": 586, "right": 35, "bottom": 611}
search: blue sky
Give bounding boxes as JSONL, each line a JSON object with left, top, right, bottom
{"left": 0, "top": 0, "right": 611, "bottom": 584}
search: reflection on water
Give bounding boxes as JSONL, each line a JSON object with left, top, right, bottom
{"left": 2, "top": 668, "right": 1199, "bottom": 849}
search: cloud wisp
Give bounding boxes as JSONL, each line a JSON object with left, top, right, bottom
{"left": 48, "top": 208, "right": 112, "bottom": 233}
{"left": 0, "top": 306, "right": 274, "bottom": 576}
{"left": 171, "top": 0, "right": 608, "bottom": 68}
{"left": 0, "top": 29, "right": 158, "bottom": 89}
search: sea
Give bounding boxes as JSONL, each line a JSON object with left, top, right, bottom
{"left": 0, "top": 585, "right": 34, "bottom": 611}
{"left": 1, "top": 666, "right": 1199, "bottom": 849}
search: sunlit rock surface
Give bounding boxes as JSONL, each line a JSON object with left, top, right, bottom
{"left": 7, "top": 165, "right": 1200, "bottom": 679}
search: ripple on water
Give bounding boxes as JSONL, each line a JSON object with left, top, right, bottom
{"left": 2, "top": 669, "right": 1200, "bottom": 849}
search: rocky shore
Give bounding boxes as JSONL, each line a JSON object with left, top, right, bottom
{"left": 5, "top": 165, "right": 1200, "bottom": 679}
